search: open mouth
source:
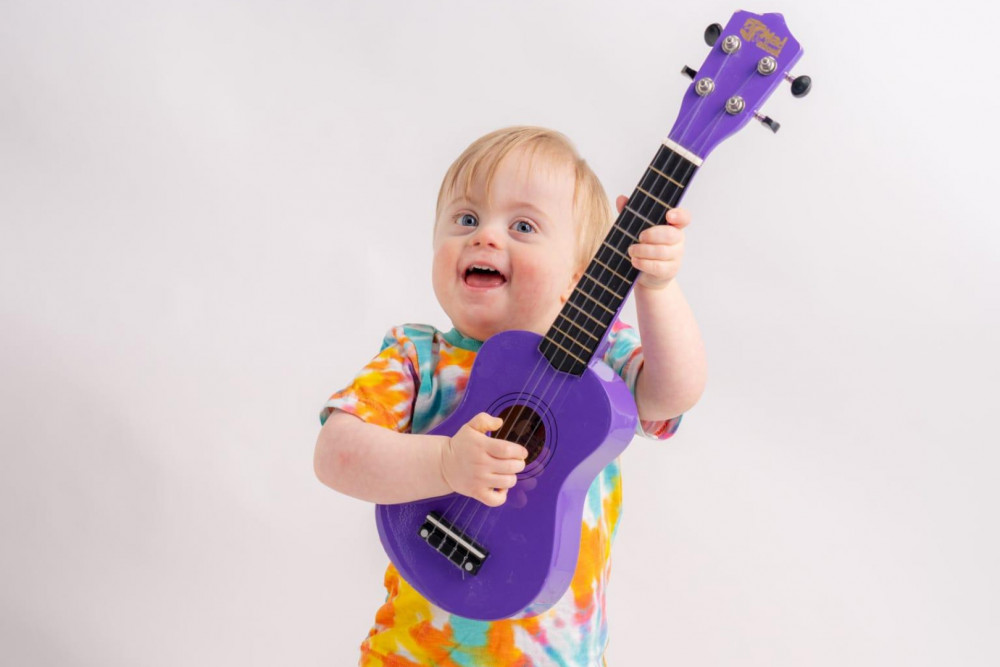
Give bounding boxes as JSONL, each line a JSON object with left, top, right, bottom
{"left": 463, "top": 264, "right": 507, "bottom": 288}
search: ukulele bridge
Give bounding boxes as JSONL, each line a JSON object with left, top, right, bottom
{"left": 419, "top": 512, "right": 489, "bottom": 575}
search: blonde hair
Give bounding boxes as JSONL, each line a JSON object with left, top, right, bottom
{"left": 435, "top": 126, "right": 612, "bottom": 268}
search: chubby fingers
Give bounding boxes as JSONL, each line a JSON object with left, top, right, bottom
{"left": 665, "top": 207, "right": 691, "bottom": 229}
{"left": 628, "top": 225, "right": 684, "bottom": 267}
{"left": 485, "top": 438, "right": 528, "bottom": 506}
{"left": 467, "top": 411, "right": 503, "bottom": 434}
{"left": 626, "top": 218, "right": 686, "bottom": 290}
{"left": 445, "top": 413, "right": 530, "bottom": 507}
{"left": 485, "top": 437, "right": 528, "bottom": 493}
{"left": 636, "top": 223, "right": 683, "bottom": 247}
{"left": 486, "top": 437, "right": 529, "bottom": 463}
{"left": 615, "top": 195, "right": 691, "bottom": 228}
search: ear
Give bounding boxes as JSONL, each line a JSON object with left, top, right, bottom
{"left": 560, "top": 269, "right": 583, "bottom": 303}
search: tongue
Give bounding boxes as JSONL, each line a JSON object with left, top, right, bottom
{"left": 465, "top": 272, "right": 506, "bottom": 288}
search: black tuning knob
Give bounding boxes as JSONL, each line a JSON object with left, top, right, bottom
{"left": 681, "top": 65, "right": 697, "bottom": 80}
{"left": 756, "top": 114, "right": 781, "bottom": 133}
{"left": 789, "top": 75, "right": 812, "bottom": 98}
{"left": 704, "top": 23, "right": 722, "bottom": 47}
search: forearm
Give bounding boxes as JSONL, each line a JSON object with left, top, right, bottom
{"left": 633, "top": 280, "right": 707, "bottom": 421}
{"left": 314, "top": 410, "right": 451, "bottom": 504}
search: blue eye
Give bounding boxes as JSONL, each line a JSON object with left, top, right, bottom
{"left": 458, "top": 213, "right": 478, "bottom": 227}
{"left": 512, "top": 220, "right": 535, "bottom": 234}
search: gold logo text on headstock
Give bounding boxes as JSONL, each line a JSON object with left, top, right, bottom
{"left": 740, "top": 18, "right": 788, "bottom": 57}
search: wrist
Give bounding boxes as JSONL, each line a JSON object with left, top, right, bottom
{"left": 438, "top": 436, "right": 456, "bottom": 493}
{"left": 635, "top": 275, "right": 675, "bottom": 293}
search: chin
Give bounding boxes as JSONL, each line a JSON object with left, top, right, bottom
{"left": 464, "top": 323, "right": 503, "bottom": 341}
{"left": 456, "top": 317, "right": 521, "bottom": 342}
{"left": 450, "top": 307, "right": 552, "bottom": 342}
{"left": 449, "top": 308, "right": 502, "bottom": 342}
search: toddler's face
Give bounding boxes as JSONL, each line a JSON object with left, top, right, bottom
{"left": 432, "top": 149, "right": 581, "bottom": 341}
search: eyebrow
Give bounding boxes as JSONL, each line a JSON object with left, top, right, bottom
{"left": 444, "top": 195, "right": 548, "bottom": 221}
{"left": 443, "top": 194, "right": 476, "bottom": 210}
{"left": 509, "top": 201, "right": 548, "bottom": 219}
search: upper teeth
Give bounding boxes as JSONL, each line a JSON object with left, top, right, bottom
{"left": 470, "top": 265, "right": 498, "bottom": 273}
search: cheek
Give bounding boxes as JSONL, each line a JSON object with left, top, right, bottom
{"left": 430, "top": 246, "right": 453, "bottom": 302}
{"left": 431, "top": 240, "right": 456, "bottom": 275}
{"left": 519, "top": 258, "right": 576, "bottom": 303}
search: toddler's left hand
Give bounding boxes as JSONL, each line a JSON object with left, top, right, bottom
{"left": 615, "top": 195, "right": 690, "bottom": 290}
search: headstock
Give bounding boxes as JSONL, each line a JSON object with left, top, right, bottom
{"left": 670, "top": 11, "right": 808, "bottom": 160}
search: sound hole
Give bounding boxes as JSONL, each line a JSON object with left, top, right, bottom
{"left": 495, "top": 405, "right": 546, "bottom": 466}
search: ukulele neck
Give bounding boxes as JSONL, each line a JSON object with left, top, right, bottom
{"left": 539, "top": 140, "right": 701, "bottom": 376}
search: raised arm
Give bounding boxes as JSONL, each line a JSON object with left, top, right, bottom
{"left": 621, "top": 197, "right": 708, "bottom": 421}
{"left": 633, "top": 279, "right": 707, "bottom": 421}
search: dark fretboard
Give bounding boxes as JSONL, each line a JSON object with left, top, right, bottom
{"left": 539, "top": 142, "right": 700, "bottom": 375}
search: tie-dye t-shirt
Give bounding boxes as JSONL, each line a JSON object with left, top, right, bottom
{"left": 320, "top": 322, "right": 680, "bottom": 666}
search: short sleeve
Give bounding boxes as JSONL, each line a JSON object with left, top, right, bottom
{"left": 319, "top": 326, "right": 421, "bottom": 432}
{"left": 602, "top": 321, "right": 682, "bottom": 440}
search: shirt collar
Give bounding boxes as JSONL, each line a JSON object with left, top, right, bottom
{"left": 442, "top": 327, "right": 483, "bottom": 351}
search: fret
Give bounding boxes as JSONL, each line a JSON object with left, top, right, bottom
{"left": 600, "top": 240, "right": 632, "bottom": 262}
{"left": 648, "top": 164, "right": 684, "bottom": 189}
{"left": 548, "top": 319, "right": 593, "bottom": 349}
{"left": 577, "top": 275, "right": 620, "bottom": 305}
{"left": 543, "top": 346, "right": 570, "bottom": 371}
{"left": 610, "top": 222, "right": 641, "bottom": 243}
{"left": 541, "top": 335, "right": 588, "bottom": 366}
{"left": 553, "top": 315, "right": 600, "bottom": 342}
{"left": 651, "top": 148, "right": 698, "bottom": 189}
{"left": 595, "top": 248, "right": 635, "bottom": 285}
{"left": 621, "top": 210, "right": 653, "bottom": 240}
{"left": 580, "top": 276, "right": 632, "bottom": 318}
{"left": 652, "top": 147, "right": 686, "bottom": 176}
{"left": 572, "top": 288, "right": 615, "bottom": 315}
{"left": 659, "top": 154, "right": 690, "bottom": 180}
{"left": 623, "top": 205, "right": 655, "bottom": 229}
{"left": 636, "top": 186, "right": 673, "bottom": 211}
{"left": 649, "top": 145, "right": 672, "bottom": 172}
{"left": 639, "top": 171, "right": 683, "bottom": 208}
{"left": 581, "top": 271, "right": 631, "bottom": 302}
{"left": 563, "top": 298, "right": 609, "bottom": 328}
{"left": 547, "top": 326, "right": 590, "bottom": 360}
{"left": 591, "top": 252, "right": 635, "bottom": 292}
{"left": 590, "top": 256, "right": 629, "bottom": 283}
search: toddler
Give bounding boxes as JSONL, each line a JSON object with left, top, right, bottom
{"left": 315, "top": 126, "right": 707, "bottom": 665}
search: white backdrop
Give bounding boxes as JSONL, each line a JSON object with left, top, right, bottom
{"left": 2, "top": 1, "right": 998, "bottom": 665}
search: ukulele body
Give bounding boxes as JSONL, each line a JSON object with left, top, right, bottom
{"left": 375, "top": 329, "right": 637, "bottom": 621}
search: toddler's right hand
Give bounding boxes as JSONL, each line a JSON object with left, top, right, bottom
{"left": 440, "top": 412, "right": 528, "bottom": 507}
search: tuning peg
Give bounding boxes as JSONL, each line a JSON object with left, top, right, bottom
{"left": 704, "top": 23, "right": 722, "bottom": 47}
{"left": 753, "top": 112, "right": 781, "bottom": 134}
{"left": 785, "top": 73, "right": 812, "bottom": 98}
{"left": 681, "top": 65, "right": 697, "bottom": 80}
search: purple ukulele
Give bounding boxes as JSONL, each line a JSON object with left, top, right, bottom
{"left": 376, "top": 10, "right": 808, "bottom": 620}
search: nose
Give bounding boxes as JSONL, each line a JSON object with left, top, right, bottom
{"left": 468, "top": 221, "right": 503, "bottom": 248}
